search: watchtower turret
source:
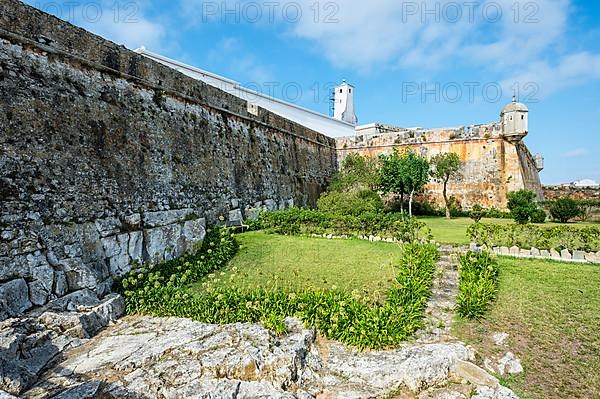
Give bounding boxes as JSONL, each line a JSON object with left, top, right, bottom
{"left": 501, "top": 96, "right": 528, "bottom": 142}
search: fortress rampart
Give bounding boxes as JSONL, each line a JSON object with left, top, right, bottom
{"left": 0, "top": 0, "right": 337, "bottom": 319}
{"left": 336, "top": 123, "right": 544, "bottom": 209}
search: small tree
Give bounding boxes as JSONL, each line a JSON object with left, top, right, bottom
{"left": 549, "top": 198, "right": 583, "bottom": 223}
{"left": 379, "top": 150, "right": 405, "bottom": 213}
{"left": 401, "top": 151, "right": 430, "bottom": 216}
{"left": 431, "top": 153, "right": 462, "bottom": 218}
{"left": 379, "top": 150, "right": 429, "bottom": 216}
{"left": 470, "top": 204, "right": 484, "bottom": 223}
{"left": 507, "top": 190, "right": 538, "bottom": 224}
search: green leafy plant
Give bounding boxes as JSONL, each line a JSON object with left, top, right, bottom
{"left": 457, "top": 251, "right": 499, "bottom": 319}
{"left": 467, "top": 223, "right": 600, "bottom": 252}
{"left": 548, "top": 198, "right": 583, "bottom": 223}
{"left": 430, "top": 152, "right": 462, "bottom": 219}
{"left": 117, "top": 226, "right": 440, "bottom": 349}
{"left": 470, "top": 204, "right": 484, "bottom": 223}
{"left": 507, "top": 190, "right": 541, "bottom": 224}
{"left": 317, "top": 189, "right": 383, "bottom": 216}
{"left": 380, "top": 150, "right": 430, "bottom": 216}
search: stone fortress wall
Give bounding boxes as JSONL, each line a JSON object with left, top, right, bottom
{"left": 336, "top": 121, "right": 544, "bottom": 210}
{"left": 0, "top": 0, "right": 338, "bottom": 320}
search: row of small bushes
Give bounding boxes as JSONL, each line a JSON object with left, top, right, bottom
{"left": 467, "top": 223, "right": 600, "bottom": 252}
{"left": 246, "top": 207, "right": 432, "bottom": 243}
{"left": 456, "top": 251, "right": 500, "bottom": 319}
{"left": 117, "top": 225, "right": 440, "bottom": 349}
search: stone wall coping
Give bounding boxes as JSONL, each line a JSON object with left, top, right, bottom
{"left": 471, "top": 243, "right": 600, "bottom": 264}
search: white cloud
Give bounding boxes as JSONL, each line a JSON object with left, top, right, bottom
{"left": 206, "top": 37, "right": 274, "bottom": 85}
{"left": 564, "top": 148, "right": 591, "bottom": 158}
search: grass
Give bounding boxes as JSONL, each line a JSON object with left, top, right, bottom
{"left": 191, "top": 231, "right": 401, "bottom": 302}
{"left": 420, "top": 216, "right": 595, "bottom": 245}
{"left": 453, "top": 256, "right": 600, "bottom": 399}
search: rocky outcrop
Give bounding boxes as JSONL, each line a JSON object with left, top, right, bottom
{"left": 0, "top": 292, "right": 123, "bottom": 395}
{"left": 16, "top": 316, "right": 520, "bottom": 399}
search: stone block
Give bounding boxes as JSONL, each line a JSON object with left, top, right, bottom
{"left": 263, "top": 199, "right": 278, "bottom": 212}
{"left": 54, "top": 271, "right": 68, "bottom": 297}
{"left": 231, "top": 198, "right": 240, "bottom": 209}
{"left": 143, "top": 209, "right": 194, "bottom": 228}
{"left": 228, "top": 209, "right": 244, "bottom": 225}
{"left": 144, "top": 224, "right": 182, "bottom": 264}
{"left": 540, "top": 250, "right": 550, "bottom": 258}
{"left": 519, "top": 249, "right": 531, "bottom": 258}
{"left": 123, "top": 213, "right": 141, "bottom": 227}
{"left": 531, "top": 248, "right": 540, "bottom": 257}
{"left": 500, "top": 247, "right": 510, "bottom": 255}
{"left": 0, "top": 279, "right": 32, "bottom": 320}
{"left": 61, "top": 258, "right": 100, "bottom": 292}
{"left": 560, "top": 249, "right": 572, "bottom": 260}
{"left": 95, "top": 217, "right": 121, "bottom": 237}
{"left": 509, "top": 246, "right": 520, "bottom": 256}
{"left": 128, "top": 231, "right": 144, "bottom": 264}
{"left": 585, "top": 252, "right": 598, "bottom": 262}
{"left": 550, "top": 249, "right": 560, "bottom": 259}
{"left": 572, "top": 250, "right": 586, "bottom": 261}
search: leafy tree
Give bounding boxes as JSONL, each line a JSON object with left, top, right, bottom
{"left": 507, "top": 190, "right": 539, "bottom": 224}
{"left": 317, "top": 189, "right": 383, "bottom": 216}
{"left": 402, "top": 151, "right": 430, "bottom": 216}
{"left": 470, "top": 204, "right": 484, "bottom": 223}
{"left": 549, "top": 198, "right": 583, "bottom": 223}
{"left": 379, "top": 150, "right": 405, "bottom": 212}
{"left": 329, "top": 153, "right": 379, "bottom": 192}
{"left": 379, "top": 150, "right": 430, "bottom": 216}
{"left": 430, "top": 153, "right": 462, "bottom": 218}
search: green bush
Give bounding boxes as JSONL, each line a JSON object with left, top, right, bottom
{"left": 530, "top": 208, "right": 547, "bottom": 224}
{"left": 467, "top": 223, "right": 600, "bottom": 252}
{"left": 117, "top": 226, "right": 440, "bottom": 349}
{"left": 507, "top": 190, "right": 540, "bottom": 224}
{"left": 470, "top": 204, "right": 484, "bottom": 223}
{"left": 248, "top": 207, "right": 432, "bottom": 242}
{"left": 457, "top": 251, "right": 499, "bottom": 319}
{"left": 317, "top": 189, "right": 384, "bottom": 216}
{"left": 548, "top": 198, "right": 583, "bottom": 223}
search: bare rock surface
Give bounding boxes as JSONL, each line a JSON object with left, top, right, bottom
{"left": 18, "top": 316, "right": 520, "bottom": 399}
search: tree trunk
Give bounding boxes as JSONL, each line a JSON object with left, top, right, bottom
{"left": 400, "top": 191, "right": 404, "bottom": 214}
{"left": 443, "top": 176, "right": 450, "bottom": 219}
{"left": 409, "top": 189, "right": 414, "bottom": 216}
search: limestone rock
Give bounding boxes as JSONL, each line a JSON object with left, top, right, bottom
{"left": 0, "top": 279, "right": 33, "bottom": 321}
{"left": 471, "top": 386, "right": 520, "bottom": 399}
{"left": 491, "top": 332, "right": 509, "bottom": 346}
{"left": 561, "top": 249, "right": 572, "bottom": 260}
{"left": 572, "top": 250, "right": 586, "bottom": 261}
{"left": 550, "top": 248, "right": 560, "bottom": 259}
{"left": 497, "top": 352, "right": 523, "bottom": 375}
{"left": 142, "top": 209, "right": 195, "bottom": 228}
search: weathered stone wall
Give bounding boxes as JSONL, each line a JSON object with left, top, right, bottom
{"left": 337, "top": 124, "right": 543, "bottom": 209}
{"left": 0, "top": 0, "right": 337, "bottom": 319}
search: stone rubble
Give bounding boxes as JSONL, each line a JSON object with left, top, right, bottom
{"left": 12, "top": 316, "right": 521, "bottom": 399}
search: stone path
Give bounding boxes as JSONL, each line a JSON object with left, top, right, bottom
{"left": 415, "top": 245, "right": 460, "bottom": 343}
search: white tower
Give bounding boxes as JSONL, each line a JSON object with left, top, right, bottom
{"left": 501, "top": 96, "right": 528, "bottom": 141}
{"left": 333, "top": 81, "right": 358, "bottom": 125}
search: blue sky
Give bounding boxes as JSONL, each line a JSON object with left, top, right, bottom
{"left": 26, "top": 0, "right": 600, "bottom": 184}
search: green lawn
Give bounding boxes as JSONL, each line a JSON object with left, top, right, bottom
{"left": 420, "top": 217, "right": 595, "bottom": 245}
{"left": 453, "top": 257, "right": 600, "bottom": 399}
{"left": 191, "top": 231, "right": 401, "bottom": 302}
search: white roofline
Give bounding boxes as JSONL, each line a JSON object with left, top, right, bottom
{"left": 135, "top": 47, "right": 355, "bottom": 129}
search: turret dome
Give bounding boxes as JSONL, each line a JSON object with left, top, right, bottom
{"left": 501, "top": 96, "right": 528, "bottom": 114}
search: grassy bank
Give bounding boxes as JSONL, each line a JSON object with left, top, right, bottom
{"left": 453, "top": 257, "right": 600, "bottom": 398}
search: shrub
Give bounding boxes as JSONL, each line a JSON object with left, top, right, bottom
{"left": 118, "top": 226, "right": 440, "bottom": 349}
{"left": 470, "top": 204, "right": 484, "bottom": 223}
{"left": 467, "top": 223, "right": 600, "bottom": 252}
{"left": 548, "top": 198, "right": 583, "bottom": 223}
{"left": 317, "top": 189, "right": 383, "bottom": 216}
{"left": 530, "top": 208, "right": 547, "bottom": 224}
{"left": 507, "top": 190, "right": 539, "bottom": 224}
{"left": 249, "top": 208, "right": 432, "bottom": 242}
{"left": 457, "top": 251, "right": 499, "bottom": 319}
